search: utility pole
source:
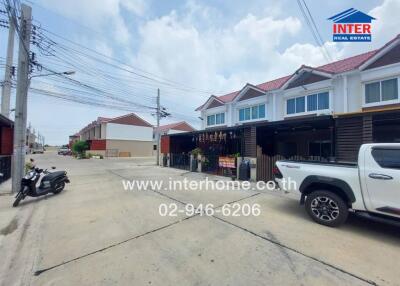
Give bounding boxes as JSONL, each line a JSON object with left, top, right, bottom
{"left": 156, "top": 88, "right": 160, "bottom": 166}
{"left": 1, "top": 10, "right": 15, "bottom": 118}
{"left": 12, "top": 4, "right": 32, "bottom": 193}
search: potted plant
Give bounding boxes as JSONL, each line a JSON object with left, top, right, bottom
{"left": 190, "top": 148, "right": 202, "bottom": 171}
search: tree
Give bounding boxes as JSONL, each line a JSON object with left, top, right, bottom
{"left": 72, "top": 140, "right": 89, "bottom": 157}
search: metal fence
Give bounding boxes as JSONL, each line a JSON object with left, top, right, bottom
{"left": 0, "top": 155, "right": 12, "bottom": 184}
{"left": 257, "top": 154, "right": 326, "bottom": 182}
{"left": 170, "top": 153, "right": 190, "bottom": 170}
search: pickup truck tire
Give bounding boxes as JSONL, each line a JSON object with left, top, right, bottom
{"left": 305, "top": 190, "right": 348, "bottom": 227}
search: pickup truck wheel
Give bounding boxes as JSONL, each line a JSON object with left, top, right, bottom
{"left": 305, "top": 190, "right": 348, "bottom": 227}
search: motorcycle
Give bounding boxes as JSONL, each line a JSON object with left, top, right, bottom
{"left": 13, "top": 166, "right": 70, "bottom": 207}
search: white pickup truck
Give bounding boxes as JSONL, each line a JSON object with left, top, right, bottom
{"left": 275, "top": 143, "right": 400, "bottom": 227}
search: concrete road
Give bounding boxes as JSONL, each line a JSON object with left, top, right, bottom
{"left": 0, "top": 152, "right": 399, "bottom": 286}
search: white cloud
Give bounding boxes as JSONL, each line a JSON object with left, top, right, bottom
{"left": 37, "top": 0, "right": 146, "bottom": 44}
{"left": 131, "top": 8, "right": 304, "bottom": 109}
{"left": 280, "top": 42, "right": 344, "bottom": 68}
{"left": 120, "top": 0, "right": 146, "bottom": 16}
{"left": 369, "top": 0, "right": 400, "bottom": 47}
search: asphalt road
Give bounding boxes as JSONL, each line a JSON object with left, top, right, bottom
{"left": 0, "top": 152, "right": 399, "bottom": 286}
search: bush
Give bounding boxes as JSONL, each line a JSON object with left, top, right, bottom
{"left": 72, "top": 140, "right": 89, "bottom": 157}
{"left": 190, "top": 148, "right": 202, "bottom": 157}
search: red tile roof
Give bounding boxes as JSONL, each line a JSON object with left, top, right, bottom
{"left": 78, "top": 113, "right": 152, "bottom": 134}
{"left": 218, "top": 91, "right": 240, "bottom": 103}
{"left": 256, "top": 75, "right": 293, "bottom": 92}
{"left": 107, "top": 113, "right": 153, "bottom": 127}
{"left": 316, "top": 50, "right": 377, "bottom": 73}
{"left": 155, "top": 121, "right": 196, "bottom": 133}
{"left": 97, "top": 117, "right": 111, "bottom": 124}
{"left": 196, "top": 35, "right": 400, "bottom": 110}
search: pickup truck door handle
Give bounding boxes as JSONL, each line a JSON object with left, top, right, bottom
{"left": 369, "top": 173, "right": 393, "bottom": 180}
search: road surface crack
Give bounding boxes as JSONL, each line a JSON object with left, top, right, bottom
{"left": 212, "top": 216, "right": 378, "bottom": 286}
{"left": 34, "top": 215, "right": 195, "bottom": 276}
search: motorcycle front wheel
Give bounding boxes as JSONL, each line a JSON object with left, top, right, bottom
{"left": 12, "top": 192, "right": 24, "bottom": 207}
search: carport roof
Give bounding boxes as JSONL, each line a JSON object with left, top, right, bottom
{"left": 0, "top": 114, "right": 13, "bottom": 127}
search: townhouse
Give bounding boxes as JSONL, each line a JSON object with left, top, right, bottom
{"left": 198, "top": 35, "right": 400, "bottom": 128}
{"left": 162, "top": 34, "right": 400, "bottom": 181}
{"left": 77, "top": 113, "right": 154, "bottom": 157}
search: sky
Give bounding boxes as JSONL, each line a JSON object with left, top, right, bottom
{"left": 0, "top": 0, "right": 399, "bottom": 145}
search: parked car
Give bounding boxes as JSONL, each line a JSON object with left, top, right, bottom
{"left": 32, "top": 147, "right": 44, "bottom": 154}
{"left": 58, "top": 147, "right": 71, "bottom": 155}
{"left": 274, "top": 143, "right": 400, "bottom": 227}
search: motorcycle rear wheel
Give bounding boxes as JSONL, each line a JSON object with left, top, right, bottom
{"left": 53, "top": 181, "right": 65, "bottom": 194}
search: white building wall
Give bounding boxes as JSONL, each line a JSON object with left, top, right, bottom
{"left": 346, "top": 72, "right": 363, "bottom": 113}
{"left": 100, "top": 123, "right": 107, "bottom": 139}
{"left": 106, "top": 123, "right": 153, "bottom": 141}
{"left": 274, "top": 91, "right": 284, "bottom": 121}
{"left": 331, "top": 76, "right": 344, "bottom": 114}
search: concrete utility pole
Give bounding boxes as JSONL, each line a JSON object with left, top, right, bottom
{"left": 1, "top": 11, "right": 16, "bottom": 118}
{"left": 156, "top": 88, "right": 160, "bottom": 166}
{"left": 12, "top": 4, "right": 32, "bottom": 193}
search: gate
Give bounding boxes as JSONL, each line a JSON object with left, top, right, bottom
{"left": 257, "top": 154, "right": 324, "bottom": 182}
{"left": 203, "top": 154, "right": 237, "bottom": 177}
{"left": 0, "top": 155, "right": 11, "bottom": 184}
{"left": 170, "top": 153, "right": 190, "bottom": 170}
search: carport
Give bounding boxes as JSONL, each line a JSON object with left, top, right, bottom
{"left": 166, "top": 126, "right": 244, "bottom": 175}
{"left": 256, "top": 115, "right": 335, "bottom": 181}
{"left": 0, "top": 114, "right": 13, "bottom": 184}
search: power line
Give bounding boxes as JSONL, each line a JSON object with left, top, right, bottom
{"left": 29, "top": 87, "right": 148, "bottom": 113}
{"left": 35, "top": 25, "right": 220, "bottom": 95}
{"left": 296, "top": 0, "right": 332, "bottom": 63}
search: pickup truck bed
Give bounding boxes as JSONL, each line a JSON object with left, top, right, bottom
{"left": 275, "top": 143, "right": 400, "bottom": 227}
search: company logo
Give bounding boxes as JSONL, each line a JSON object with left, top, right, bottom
{"left": 328, "top": 8, "right": 376, "bottom": 42}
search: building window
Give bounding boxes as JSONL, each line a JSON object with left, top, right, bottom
{"left": 287, "top": 92, "right": 329, "bottom": 115}
{"left": 296, "top": 97, "right": 305, "bottom": 113}
{"left": 307, "top": 94, "right": 318, "bottom": 111}
{"left": 318, "top": 92, "right": 329, "bottom": 110}
{"left": 287, "top": 96, "right": 305, "bottom": 114}
{"left": 239, "top": 104, "right": 266, "bottom": 121}
{"left": 207, "top": 115, "right": 215, "bottom": 126}
{"left": 207, "top": 112, "right": 224, "bottom": 126}
{"left": 365, "top": 78, "right": 398, "bottom": 104}
{"left": 287, "top": 99, "right": 296, "bottom": 114}
{"left": 215, "top": 113, "right": 225, "bottom": 125}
